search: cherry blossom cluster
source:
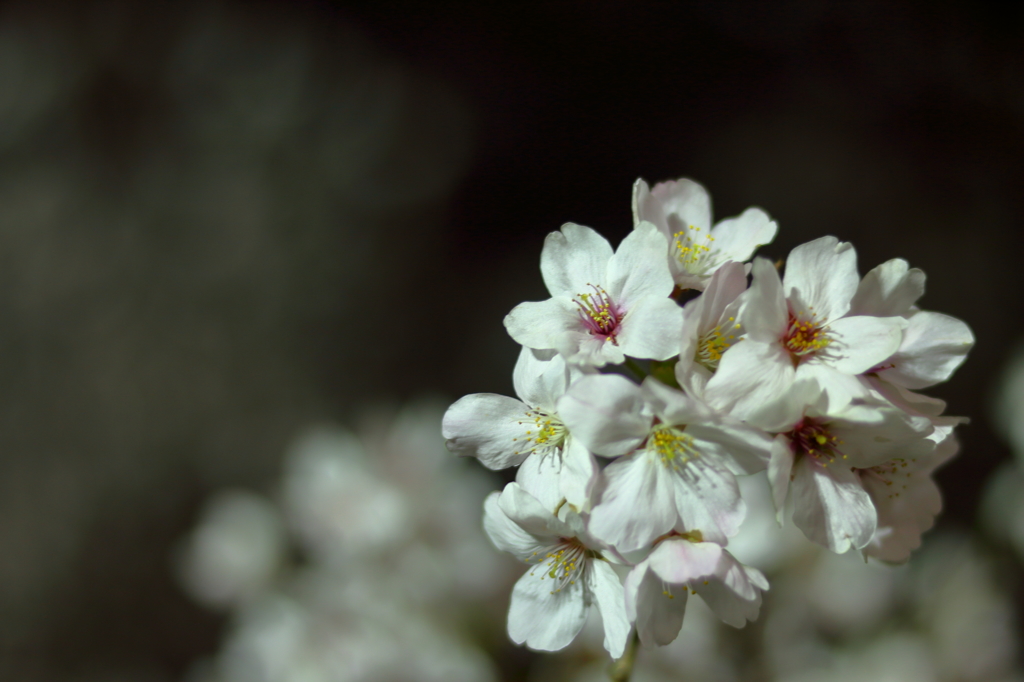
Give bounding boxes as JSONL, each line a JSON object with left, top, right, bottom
{"left": 443, "top": 177, "right": 973, "bottom": 660}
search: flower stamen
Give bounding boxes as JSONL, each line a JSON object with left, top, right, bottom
{"left": 573, "top": 284, "right": 621, "bottom": 344}
{"left": 673, "top": 225, "right": 716, "bottom": 275}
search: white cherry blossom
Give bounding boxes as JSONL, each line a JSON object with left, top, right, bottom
{"left": 850, "top": 258, "right": 974, "bottom": 390}
{"left": 442, "top": 348, "right": 599, "bottom": 511}
{"left": 749, "top": 381, "right": 935, "bottom": 554}
{"left": 504, "top": 221, "right": 683, "bottom": 367}
{"left": 482, "top": 483, "right": 630, "bottom": 658}
{"left": 675, "top": 260, "right": 748, "bottom": 398}
{"left": 705, "top": 238, "right": 907, "bottom": 419}
{"left": 632, "top": 177, "right": 777, "bottom": 291}
{"left": 624, "top": 530, "right": 767, "bottom": 647}
{"left": 559, "top": 374, "right": 772, "bottom": 551}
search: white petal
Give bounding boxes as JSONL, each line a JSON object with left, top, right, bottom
{"left": 540, "top": 223, "right": 613, "bottom": 297}
{"left": 704, "top": 340, "right": 795, "bottom": 421}
{"left": 634, "top": 177, "right": 712, "bottom": 241}
{"left": 587, "top": 560, "right": 631, "bottom": 659}
{"left": 558, "top": 437, "right": 600, "bottom": 511}
{"left": 589, "top": 450, "right": 678, "bottom": 552}
{"left": 707, "top": 207, "right": 777, "bottom": 264}
{"left": 607, "top": 221, "right": 675, "bottom": 304}
{"left": 625, "top": 560, "right": 688, "bottom": 647}
{"left": 848, "top": 258, "right": 926, "bottom": 317}
{"left": 693, "top": 551, "right": 766, "bottom": 627}
{"left": 517, "top": 437, "right": 599, "bottom": 513}
{"left": 516, "top": 453, "right": 565, "bottom": 514}
{"left": 693, "top": 260, "right": 748, "bottom": 332}
{"left": 504, "top": 297, "right": 582, "bottom": 353}
{"left": 498, "top": 482, "right": 571, "bottom": 538}
{"left": 671, "top": 457, "right": 746, "bottom": 544}
{"left": 783, "top": 236, "right": 859, "bottom": 322}
{"left": 483, "top": 492, "right": 548, "bottom": 561}
{"left": 512, "top": 347, "right": 570, "bottom": 411}
{"left": 791, "top": 457, "right": 877, "bottom": 553}
{"left": 442, "top": 393, "right": 532, "bottom": 470}
{"left": 879, "top": 311, "right": 974, "bottom": 389}
{"left": 741, "top": 258, "right": 787, "bottom": 342}
{"left": 826, "top": 315, "right": 906, "bottom": 374}
{"left": 507, "top": 566, "right": 588, "bottom": 652}
{"left": 557, "top": 374, "right": 650, "bottom": 456}
{"left": 615, "top": 294, "right": 685, "bottom": 361}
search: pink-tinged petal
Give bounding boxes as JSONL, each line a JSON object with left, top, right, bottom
{"left": 648, "top": 538, "right": 723, "bottom": 583}
{"left": 826, "top": 315, "right": 906, "bottom": 374}
{"left": 615, "top": 294, "right": 685, "bottom": 361}
{"left": 607, "top": 221, "right": 675, "bottom": 304}
{"left": 558, "top": 374, "right": 650, "bottom": 456}
{"left": 704, "top": 340, "right": 795, "bottom": 421}
{"left": 498, "top": 482, "right": 571, "bottom": 538}
{"left": 767, "top": 435, "right": 794, "bottom": 523}
{"left": 483, "top": 492, "right": 547, "bottom": 561}
{"left": 539, "top": 223, "right": 613, "bottom": 298}
{"left": 625, "top": 560, "right": 688, "bottom": 647}
{"left": 707, "top": 207, "right": 777, "bottom": 264}
{"left": 589, "top": 450, "right": 678, "bottom": 552}
{"left": 504, "top": 297, "right": 581, "bottom": 353}
{"left": 741, "top": 258, "right": 787, "bottom": 342}
{"left": 849, "top": 258, "right": 926, "bottom": 317}
{"left": 783, "top": 237, "right": 859, "bottom": 322}
{"left": 671, "top": 459, "right": 746, "bottom": 544}
{"left": 692, "top": 551, "right": 766, "bottom": 627}
{"left": 586, "top": 560, "right": 631, "bottom": 659}
{"left": 791, "top": 457, "right": 877, "bottom": 553}
{"left": 878, "top": 311, "right": 974, "bottom": 389}
{"left": 443, "top": 393, "right": 532, "bottom": 470}
{"left": 512, "top": 347, "right": 570, "bottom": 411}
{"left": 507, "top": 566, "right": 588, "bottom": 652}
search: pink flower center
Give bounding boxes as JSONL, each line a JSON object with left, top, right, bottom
{"left": 787, "top": 417, "right": 846, "bottom": 468}
{"left": 781, "top": 309, "right": 831, "bottom": 361}
{"left": 573, "top": 284, "right": 622, "bottom": 344}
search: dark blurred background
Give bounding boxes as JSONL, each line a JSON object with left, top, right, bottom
{"left": 0, "top": 0, "right": 1022, "bottom": 679}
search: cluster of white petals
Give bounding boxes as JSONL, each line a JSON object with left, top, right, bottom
{"left": 444, "top": 177, "right": 973, "bottom": 661}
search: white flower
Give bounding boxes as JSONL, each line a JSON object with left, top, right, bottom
{"left": 624, "top": 530, "right": 767, "bottom": 647}
{"left": 482, "top": 482, "right": 630, "bottom": 658}
{"left": 559, "top": 374, "right": 772, "bottom": 551}
{"left": 705, "top": 238, "right": 907, "bottom": 419}
{"left": 860, "top": 426, "right": 959, "bottom": 563}
{"left": 674, "top": 260, "right": 748, "bottom": 397}
{"left": 281, "top": 427, "right": 410, "bottom": 564}
{"left": 632, "top": 177, "right": 777, "bottom": 290}
{"left": 504, "top": 221, "right": 683, "bottom": 367}
{"left": 850, "top": 258, "right": 974, "bottom": 390}
{"left": 750, "top": 381, "right": 935, "bottom": 554}
{"left": 176, "top": 490, "right": 287, "bottom": 610}
{"left": 442, "top": 348, "right": 599, "bottom": 511}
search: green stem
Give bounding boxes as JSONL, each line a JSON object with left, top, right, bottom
{"left": 607, "top": 629, "right": 641, "bottom": 681}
